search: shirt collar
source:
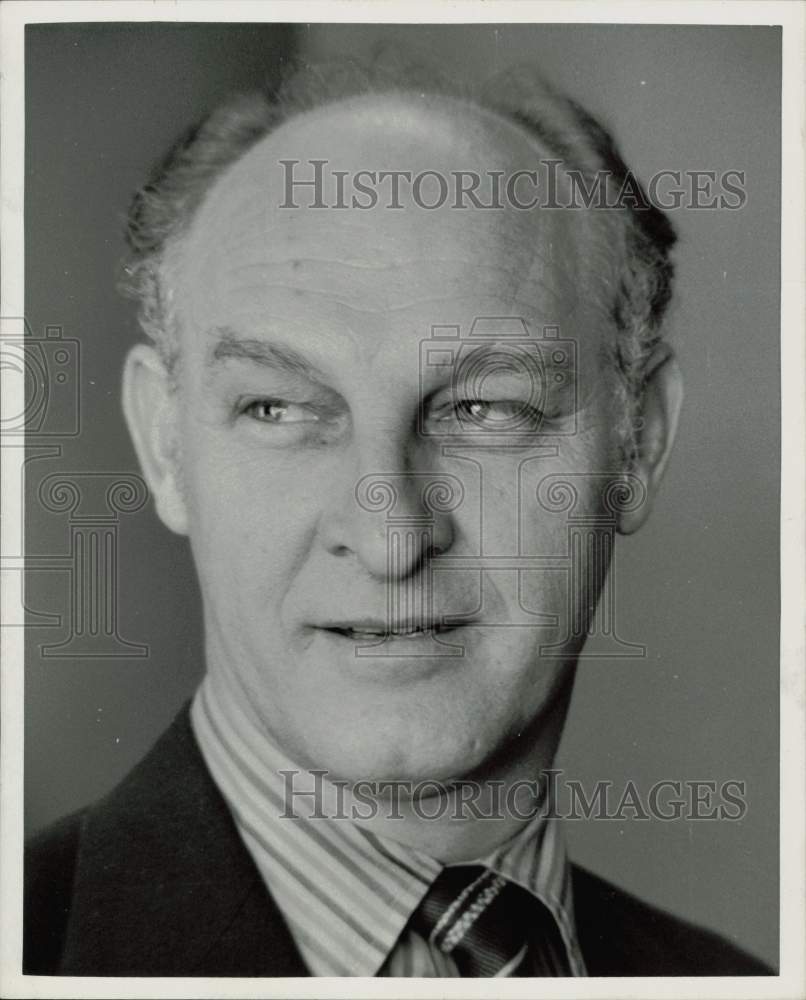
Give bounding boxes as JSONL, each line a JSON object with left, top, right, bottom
{"left": 191, "top": 672, "right": 585, "bottom": 976}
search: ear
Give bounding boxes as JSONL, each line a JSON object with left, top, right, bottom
{"left": 617, "top": 343, "right": 684, "bottom": 535}
{"left": 122, "top": 344, "right": 189, "bottom": 536}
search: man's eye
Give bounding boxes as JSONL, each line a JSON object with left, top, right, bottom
{"left": 435, "top": 399, "right": 545, "bottom": 430}
{"left": 457, "top": 400, "right": 524, "bottom": 423}
{"left": 241, "top": 399, "right": 320, "bottom": 424}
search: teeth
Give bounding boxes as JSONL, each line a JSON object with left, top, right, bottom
{"left": 348, "top": 627, "right": 434, "bottom": 639}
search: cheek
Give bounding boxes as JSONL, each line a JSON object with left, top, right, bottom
{"left": 178, "top": 430, "right": 327, "bottom": 592}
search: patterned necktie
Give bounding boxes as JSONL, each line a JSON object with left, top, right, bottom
{"left": 410, "top": 865, "right": 573, "bottom": 977}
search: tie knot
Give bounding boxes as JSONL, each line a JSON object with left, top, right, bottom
{"left": 411, "top": 865, "right": 571, "bottom": 977}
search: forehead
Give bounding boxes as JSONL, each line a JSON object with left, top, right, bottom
{"left": 169, "top": 93, "right": 605, "bottom": 363}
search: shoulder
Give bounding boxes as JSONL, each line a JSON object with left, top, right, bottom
{"left": 23, "top": 705, "right": 202, "bottom": 975}
{"left": 571, "top": 863, "right": 775, "bottom": 976}
{"left": 21, "top": 703, "right": 298, "bottom": 977}
{"left": 24, "top": 807, "right": 86, "bottom": 974}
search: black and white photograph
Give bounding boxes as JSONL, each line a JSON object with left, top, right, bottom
{"left": 1, "top": 3, "right": 803, "bottom": 997}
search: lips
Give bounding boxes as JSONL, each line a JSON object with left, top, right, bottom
{"left": 320, "top": 619, "right": 461, "bottom": 641}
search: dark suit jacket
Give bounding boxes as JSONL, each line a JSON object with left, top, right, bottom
{"left": 24, "top": 705, "right": 773, "bottom": 977}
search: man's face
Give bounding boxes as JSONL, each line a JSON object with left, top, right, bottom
{"left": 162, "top": 95, "right": 625, "bottom": 783}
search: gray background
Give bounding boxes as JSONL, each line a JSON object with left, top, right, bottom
{"left": 24, "top": 23, "right": 780, "bottom": 968}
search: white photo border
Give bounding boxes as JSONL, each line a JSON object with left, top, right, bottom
{"left": 1, "top": 3, "right": 803, "bottom": 999}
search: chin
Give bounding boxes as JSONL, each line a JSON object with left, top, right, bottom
{"left": 319, "top": 676, "right": 573, "bottom": 790}
{"left": 294, "top": 711, "right": 509, "bottom": 788}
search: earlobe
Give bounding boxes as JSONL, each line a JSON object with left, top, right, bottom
{"left": 121, "top": 344, "right": 189, "bottom": 536}
{"left": 617, "top": 344, "right": 684, "bottom": 535}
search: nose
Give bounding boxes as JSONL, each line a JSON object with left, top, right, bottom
{"left": 318, "top": 440, "right": 459, "bottom": 580}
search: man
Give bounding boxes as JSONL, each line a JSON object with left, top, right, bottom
{"left": 24, "top": 58, "right": 770, "bottom": 977}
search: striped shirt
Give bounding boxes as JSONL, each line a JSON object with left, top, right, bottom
{"left": 190, "top": 672, "right": 586, "bottom": 977}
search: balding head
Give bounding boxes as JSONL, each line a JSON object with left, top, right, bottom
{"left": 171, "top": 91, "right": 599, "bottom": 361}
{"left": 122, "top": 58, "right": 676, "bottom": 459}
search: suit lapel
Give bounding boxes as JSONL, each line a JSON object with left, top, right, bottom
{"left": 61, "top": 704, "right": 308, "bottom": 976}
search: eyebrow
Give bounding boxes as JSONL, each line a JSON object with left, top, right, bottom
{"left": 208, "top": 328, "right": 327, "bottom": 382}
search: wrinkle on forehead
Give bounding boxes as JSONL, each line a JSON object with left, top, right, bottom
{"left": 169, "top": 92, "right": 607, "bottom": 346}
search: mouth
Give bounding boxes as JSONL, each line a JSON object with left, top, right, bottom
{"left": 319, "top": 620, "right": 463, "bottom": 642}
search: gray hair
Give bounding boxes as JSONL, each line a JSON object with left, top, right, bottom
{"left": 120, "top": 54, "right": 677, "bottom": 460}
